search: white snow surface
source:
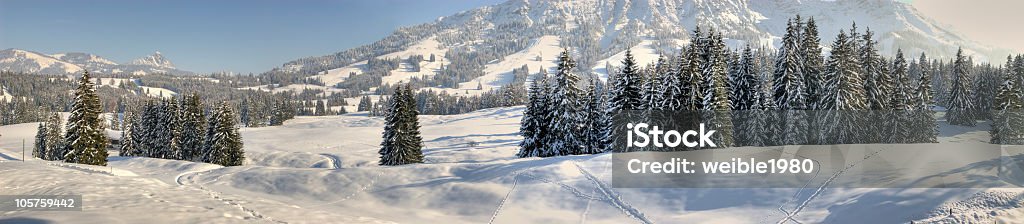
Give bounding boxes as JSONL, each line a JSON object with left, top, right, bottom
{"left": 2, "top": 107, "right": 1024, "bottom": 223}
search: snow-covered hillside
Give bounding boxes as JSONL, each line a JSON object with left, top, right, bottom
{"left": 0, "top": 49, "right": 84, "bottom": 75}
{"left": 3, "top": 106, "right": 1024, "bottom": 223}
{"left": 276, "top": 0, "right": 1009, "bottom": 86}
{"left": 0, "top": 49, "right": 194, "bottom": 76}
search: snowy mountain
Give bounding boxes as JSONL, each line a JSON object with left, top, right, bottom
{"left": 0, "top": 49, "right": 85, "bottom": 75}
{"left": 273, "top": 0, "right": 1011, "bottom": 89}
{"left": 0, "top": 49, "right": 194, "bottom": 76}
{"left": 128, "top": 51, "right": 176, "bottom": 69}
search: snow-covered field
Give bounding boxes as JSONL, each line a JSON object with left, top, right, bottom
{"left": 2, "top": 106, "right": 1023, "bottom": 223}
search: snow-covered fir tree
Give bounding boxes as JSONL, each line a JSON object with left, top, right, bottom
{"left": 640, "top": 55, "right": 666, "bottom": 110}
{"left": 62, "top": 71, "right": 108, "bottom": 166}
{"left": 818, "top": 30, "right": 867, "bottom": 144}
{"left": 33, "top": 123, "right": 47, "bottom": 160}
{"left": 379, "top": 86, "right": 425, "bottom": 165}
{"left": 732, "top": 45, "right": 761, "bottom": 146}
{"left": 178, "top": 93, "right": 206, "bottom": 161}
{"left": 683, "top": 28, "right": 706, "bottom": 111}
{"left": 45, "top": 113, "right": 64, "bottom": 160}
{"left": 583, "top": 79, "right": 606, "bottom": 154}
{"left": 886, "top": 49, "right": 913, "bottom": 143}
{"left": 659, "top": 49, "right": 688, "bottom": 110}
{"left": 774, "top": 20, "right": 809, "bottom": 145}
{"left": 801, "top": 17, "right": 825, "bottom": 110}
{"left": 518, "top": 73, "right": 549, "bottom": 158}
{"left": 701, "top": 31, "right": 734, "bottom": 147}
{"left": 733, "top": 45, "right": 759, "bottom": 111}
{"left": 202, "top": 103, "right": 245, "bottom": 166}
{"left": 946, "top": 48, "right": 976, "bottom": 126}
{"left": 913, "top": 53, "right": 939, "bottom": 143}
{"left": 992, "top": 55, "right": 1024, "bottom": 144}
{"left": 543, "top": 50, "right": 586, "bottom": 156}
{"left": 120, "top": 107, "right": 139, "bottom": 157}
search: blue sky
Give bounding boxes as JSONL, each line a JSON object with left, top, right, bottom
{"left": 0, "top": 0, "right": 504, "bottom": 74}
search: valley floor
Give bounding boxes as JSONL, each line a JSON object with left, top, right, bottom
{"left": 2, "top": 106, "right": 1024, "bottom": 223}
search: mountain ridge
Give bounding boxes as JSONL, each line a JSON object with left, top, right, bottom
{"left": 273, "top": 0, "right": 1011, "bottom": 79}
{"left": 0, "top": 48, "right": 194, "bottom": 76}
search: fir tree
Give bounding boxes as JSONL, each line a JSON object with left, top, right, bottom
{"left": 178, "top": 93, "right": 206, "bottom": 161}
{"left": 518, "top": 74, "right": 549, "bottom": 158}
{"left": 802, "top": 17, "right": 825, "bottom": 110}
{"left": 63, "top": 71, "right": 108, "bottom": 166}
{"left": 701, "top": 32, "right": 734, "bottom": 147}
{"left": 315, "top": 100, "right": 326, "bottom": 116}
{"left": 733, "top": 45, "right": 759, "bottom": 110}
{"left": 886, "top": 49, "right": 913, "bottom": 143}
{"left": 946, "top": 48, "right": 976, "bottom": 126}
{"left": 660, "top": 49, "right": 688, "bottom": 110}
{"left": 774, "top": 20, "right": 809, "bottom": 145}
{"left": 379, "top": 86, "right": 424, "bottom": 165}
{"left": 203, "top": 103, "right": 245, "bottom": 166}
{"left": 583, "top": 79, "right": 605, "bottom": 154}
{"left": 543, "top": 50, "right": 586, "bottom": 156}
{"left": 992, "top": 55, "right": 1024, "bottom": 144}
{"left": 819, "top": 30, "right": 867, "bottom": 144}
{"left": 33, "top": 123, "right": 47, "bottom": 160}
{"left": 120, "top": 107, "right": 138, "bottom": 157}
{"left": 913, "top": 53, "right": 939, "bottom": 143}
{"left": 45, "top": 113, "right": 64, "bottom": 160}
{"left": 608, "top": 49, "right": 644, "bottom": 112}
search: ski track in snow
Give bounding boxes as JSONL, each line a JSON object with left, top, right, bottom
{"left": 776, "top": 147, "right": 887, "bottom": 224}
{"left": 319, "top": 153, "right": 343, "bottom": 169}
{"left": 175, "top": 166, "right": 288, "bottom": 223}
{"left": 315, "top": 168, "right": 387, "bottom": 208}
{"left": 575, "top": 162, "right": 654, "bottom": 224}
{"left": 488, "top": 172, "right": 522, "bottom": 224}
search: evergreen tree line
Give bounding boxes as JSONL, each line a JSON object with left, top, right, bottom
{"left": 517, "top": 16, "right": 1024, "bottom": 156}
{"left": 119, "top": 93, "right": 245, "bottom": 166}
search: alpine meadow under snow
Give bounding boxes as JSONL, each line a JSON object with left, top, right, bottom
{"left": 2, "top": 0, "right": 1024, "bottom": 223}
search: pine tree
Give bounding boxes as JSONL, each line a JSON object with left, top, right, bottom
{"left": 63, "top": 71, "right": 108, "bottom": 166}
{"left": 45, "top": 113, "right": 64, "bottom": 160}
{"left": 819, "top": 30, "right": 867, "bottom": 144}
{"left": 802, "top": 17, "right": 825, "bottom": 110}
{"left": 886, "top": 49, "right": 913, "bottom": 143}
{"left": 774, "top": 20, "right": 809, "bottom": 145}
{"left": 543, "top": 50, "right": 586, "bottom": 156}
{"left": 518, "top": 74, "right": 548, "bottom": 158}
{"left": 992, "top": 55, "right": 1024, "bottom": 144}
{"left": 167, "top": 99, "right": 182, "bottom": 159}
{"left": 946, "top": 48, "right": 976, "bottom": 126}
{"left": 202, "top": 103, "right": 245, "bottom": 166}
{"left": 582, "top": 79, "right": 605, "bottom": 154}
{"left": 178, "top": 94, "right": 206, "bottom": 161}
{"left": 608, "top": 49, "right": 644, "bottom": 112}
{"left": 201, "top": 104, "right": 220, "bottom": 163}
{"left": 120, "top": 107, "right": 138, "bottom": 157}
{"left": 358, "top": 96, "right": 372, "bottom": 112}
{"left": 642, "top": 55, "right": 667, "bottom": 110}
{"left": 913, "top": 53, "right": 939, "bottom": 143}
{"left": 701, "top": 32, "right": 734, "bottom": 147}
{"left": 731, "top": 45, "right": 760, "bottom": 146}
{"left": 379, "top": 85, "right": 424, "bottom": 165}
{"left": 660, "top": 49, "right": 688, "bottom": 110}
{"left": 34, "top": 123, "right": 47, "bottom": 160}
{"left": 733, "top": 45, "right": 759, "bottom": 110}
{"left": 315, "top": 100, "right": 326, "bottom": 116}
